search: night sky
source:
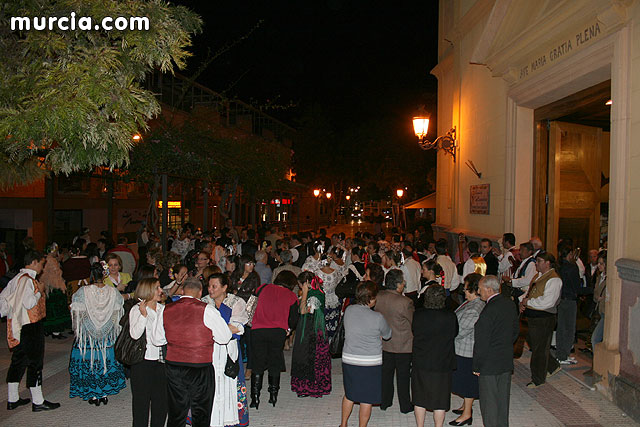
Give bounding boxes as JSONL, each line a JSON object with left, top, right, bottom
{"left": 172, "top": 0, "right": 440, "bottom": 194}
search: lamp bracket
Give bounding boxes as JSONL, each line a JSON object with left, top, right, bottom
{"left": 417, "top": 126, "right": 457, "bottom": 162}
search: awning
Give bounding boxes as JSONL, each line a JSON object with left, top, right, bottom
{"left": 403, "top": 193, "right": 436, "bottom": 209}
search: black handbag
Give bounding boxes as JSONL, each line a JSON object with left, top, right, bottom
{"left": 224, "top": 344, "right": 239, "bottom": 378}
{"left": 329, "top": 314, "right": 345, "bottom": 358}
{"left": 114, "top": 305, "right": 147, "bottom": 366}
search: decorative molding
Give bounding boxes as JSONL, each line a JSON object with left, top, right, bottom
{"left": 616, "top": 258, "right": 640, "bottom": 283}
{"left": 444, "top": 0, "right": 496, "bottom": 46}
{"left": 469, "top": 0, "right": 511, "bottom": 64}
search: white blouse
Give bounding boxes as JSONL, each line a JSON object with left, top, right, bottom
{"left": 129, "top": 303, "right": 165, "bottom": 361}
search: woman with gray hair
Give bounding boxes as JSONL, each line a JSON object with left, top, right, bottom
{"left": 411, "top": 285, "right": 459, "bottom": 427}
{"left": 450, "top": 273, "right": 485, "bottom": 426}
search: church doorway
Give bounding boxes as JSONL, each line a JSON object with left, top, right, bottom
{"left": 532, "top": 80, "right": 610, "bottom": 256}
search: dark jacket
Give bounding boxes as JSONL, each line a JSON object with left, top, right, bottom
{"left": 482, "top": 251, "right": 499, "bottom": 276}
{"left": 558, "top": 260, "right": 581, "bottom": 300}
{"left": 412, "top": 308, "right": 458, "bottom": 372}
{"left": 473, "top": 293, "right": 519, "bottom": 375}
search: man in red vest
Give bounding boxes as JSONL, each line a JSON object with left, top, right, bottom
{"left": 151, "top": 277, "right": 231, "bottom": 427}
{"left": 1, "top": 251, "right": 60, "bottom": 411}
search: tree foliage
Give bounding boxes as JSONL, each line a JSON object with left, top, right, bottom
{"left": 0, "top": 0, "right": 202, "bottom": 188}
{"left": 127, "top": 115, "right": 290, "bottom": 198}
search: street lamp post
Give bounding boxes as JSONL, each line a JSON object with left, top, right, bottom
{"left": 395, "top": 189, "right": 404, "bottom": 229}
{"left": 313, "top": 189, "right": 320, "bottom": 231}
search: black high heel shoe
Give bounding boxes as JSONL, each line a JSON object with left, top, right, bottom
{"left": 99, "top": 397, "right": 108, "bottom": 405}
{"left": 449, "top": 417, "right": 472, "bottom": 426}
{"left": 88, "top": 398, "right": 100, "bottom": 406}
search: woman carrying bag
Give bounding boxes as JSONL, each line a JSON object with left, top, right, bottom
{"left": 128, "top": 278, "right": 167, "bottom": 427}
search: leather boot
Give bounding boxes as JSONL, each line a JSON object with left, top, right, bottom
{"left": 250, "top": 373, "right": 263, "bottom": 410}
{"left": 268, "top": 374, "right": 280, "bottom": 407}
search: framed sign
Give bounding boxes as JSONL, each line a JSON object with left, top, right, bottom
{"left": 470, "top": 184, "right": 490, "bottom": 215}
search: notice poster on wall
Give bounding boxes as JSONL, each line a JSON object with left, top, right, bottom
{"left": 470, "top": 184, "right": 490, "bottom": 215}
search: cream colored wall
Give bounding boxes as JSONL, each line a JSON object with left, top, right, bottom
{"left": 435, "top": 1, "right": 510, "bottom": 239}
{"left": 628, "top": 2, "right": 640, "bottom": 260}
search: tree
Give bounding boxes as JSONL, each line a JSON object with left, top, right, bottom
{"left": 0, "top": 0, "right": 202, "bottom": 188}
{"left": 127, "top": 114, "right": 290, "bottom": 230}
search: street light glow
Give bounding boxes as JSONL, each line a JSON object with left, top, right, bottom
{"left": 132, "top": 134, "right": 142, "bottom": 141}
{"left": 396, "top": 189, "right": 404, "bottom": 198}
{"left": 313, "top": 189, "right": 320, "bottom": 197}
{"left": 346, "top": 195, "right": 351, "bottom": 200}
{"left": 326, "top": 192, "right": 332, "bottom": 199}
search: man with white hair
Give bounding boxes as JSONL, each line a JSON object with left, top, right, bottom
{"left": 271, "top": 250, "right": 301, "bottom": 283}
{"left": 530, "top": 236, "right": 543, "bottom": 258}
{"left": 254, "top": 250, "right": 272, "bottom": 285}
{"left": 473, "top": 275, "right": 519, "bottom": 427}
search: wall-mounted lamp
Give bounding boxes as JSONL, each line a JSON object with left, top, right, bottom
{"left": 326, "top": 192, "right": 332, "bottom": 199}
{"left": 396, "top": 189, "right": 404, "bottom": 198}
{"left": 313, "top": 189, "right": 320, "bottom": 197}
{"left": 412, "top": 117, "right": 457, "bottom": 162}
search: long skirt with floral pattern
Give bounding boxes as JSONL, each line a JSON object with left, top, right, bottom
{"left": 291, "top": 322, "right": 332, "bottom": 398}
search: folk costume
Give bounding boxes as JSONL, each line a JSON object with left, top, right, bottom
{"left": 291, "top": 277, "right": 331, "bottom": 398}
{"left": 1, "top": 267, "right": 58, "bottom": 409}
{"left": 41, "top": 248, "right": 71, "bottom": 336}
{"left": 69, "top": 280, "right": 126, "bottom": 401}
{"left": 150, "top": 295, "right": 232, "bottom": 427}
{"left": 201, "top": 293, "right": 249, "bottom": 427}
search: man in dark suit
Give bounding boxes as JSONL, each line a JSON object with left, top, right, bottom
{"left": 473, "top": 275, "right": 519, "bottom": 427}
{"left": 374, "top": 269, "right": 415, "bottom": 413}
{"left": 480, "top": 239, "right": 499, "bottom": 276}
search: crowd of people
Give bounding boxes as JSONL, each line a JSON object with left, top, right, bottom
{"left": 0, "top": 220, "right": 608, "bottom": 427}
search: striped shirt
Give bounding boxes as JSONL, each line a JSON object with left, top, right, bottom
{"left": 342, "top": 304, "right": 392, "bottom": 366}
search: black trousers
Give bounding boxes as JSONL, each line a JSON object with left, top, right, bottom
{"left": 165, "top": 363, "right": 214, "bottom": 427}
{"left": 478, "top": 372, "right": 512, "bottom": 427}
{"left": 527, "top": 315, "right": 560, "bottom": 385}
{"left": 131, "top": 360, "right": 168, "bottom": 427}
{"left": 381, "top": 351, "right": 412, "bottom": 412}
{"left": 241, "top": 326, "right": 252, "bottom": 369}
{"left": 251, "top": 328, "right": 286, "bottom": 376}
{"left": 6, "top": 321, "right": 44, "bottom": 387}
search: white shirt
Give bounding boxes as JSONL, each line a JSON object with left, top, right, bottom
{"left": 129, "top": 303, "right": 164, "bottom": 361}
{"left": 149, "top": 296, "right": 231, "bottom": 348}
{"left": 511, "top": 256, "right": 537, "bottom": 291}
{"left": 462, "top": 257, "right": 477, "bottom": 280}
{"left": 400, "top": 258, "right": 422, "bottom": 294}
{"left": 498, "top": 249, "right": 515, "bottom": 276}
{"left": 523, "top": 271, "right": 562, "bottom": 311}
{"left": 0, "top": 268, "right": 41, "bottom": 317}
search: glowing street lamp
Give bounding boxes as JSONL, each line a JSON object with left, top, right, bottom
{"left": 326, "top": 192, "right": 332, "bottom": 199}
{"left": 396, "top": 189, "right": 404, "bottom": 198}
{"left": 132, "top": 134, "right": 142, "bottom": 141}
{"left": 313, "top": 189, "right": 320, "bottom": 197}
{"left": 412, "top": 115, "right": 457, "bottom": 161}
{"left": 345, "top": 195, "right": 351, "bottom": 200}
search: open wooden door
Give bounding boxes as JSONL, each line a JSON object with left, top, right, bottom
{"left": 546, "top": 121, "right": 606, "bottom": 253}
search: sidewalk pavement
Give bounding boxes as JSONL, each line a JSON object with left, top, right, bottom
{"left": 0, "top": 324, "right": 637, "bottom": 427}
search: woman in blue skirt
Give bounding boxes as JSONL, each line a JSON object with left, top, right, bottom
{"left": 340, "top": 281, "right": 391, "bottom": 427}
{"left": 69, "top": 262, "right": 126, "bottom": 405}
